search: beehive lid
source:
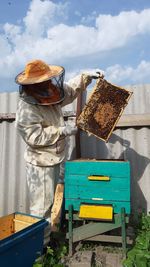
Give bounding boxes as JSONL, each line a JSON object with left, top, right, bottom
{"left": 77, "top": 78, "right": 132, "bottom": 141}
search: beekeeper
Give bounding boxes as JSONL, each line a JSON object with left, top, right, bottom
{"left": 15, "top": 59, "right": 101, "bottom": 244}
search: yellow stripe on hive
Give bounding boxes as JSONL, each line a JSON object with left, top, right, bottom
{"left": 88, "top": 176, "right": 110, "bottom": 181}
{"left": 79, "top": 205, "right": 113, "bottom": 220}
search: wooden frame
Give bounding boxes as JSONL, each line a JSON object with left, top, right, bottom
{"left": 77, "top": 78, "right": 133, "bottom": 142}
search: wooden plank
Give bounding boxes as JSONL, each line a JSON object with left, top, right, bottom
{"left": 87, "top": 234, "right": 123, "bottom": 242}
{"left": 116, "top": 114, "right": 150, "bottom": 127}
{"left": 75, "top": 92, "right": 83, "bottom": 158}
{"left": 15, "top": 214, "right": 40, "bottom": 224}
{"left": 66, "top": 214, "right": 122, "bottom": 242}
{"left": 13, "top": 219, "right": 33, "bottom": 232}
{"left": 0, "top": 111, "right": 76, "bottom": 122}
{"left": 0, "top": 112, "right": 149, "bottom": 127}
{"left": 68, "top": 205, "right": 73, "bottom": 256}
{"left": 0, "top": 214, "right": 14, "bottom": 240}
{"left": 66, "top": 174, "right": 130, "bottom": 188}
{"left": 66, "top": 184, "right": 130, "bottom": 202}
{"left": 51, "top": 184, "right": 64, "bottom": 232}
{"left": 66, "top": 213, "right": 129, "bottom": 223}
{"left": 0, "top": 113, "right": 16, "bottom": 121}
{"left": 65, "top": 161, "right": 130, "bottom": 177}
{"left": 121, "top": 207, "right": 127, "bottom": 256}
{"left": 85, "top": 234, "right": 133, "bottom": 244}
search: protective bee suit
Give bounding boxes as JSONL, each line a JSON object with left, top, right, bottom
{"left": 16, "top": 76, "right": 85, "bottom": 167}
{"left": 15, "top": 59, "right": 98, "bottom": 245}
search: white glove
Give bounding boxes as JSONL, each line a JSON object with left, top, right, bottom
{"left": 59, "top": 125, "right": 78, "bottom": 136}
{"left": 83, "top": 69, "right": 105, "bottom": 79}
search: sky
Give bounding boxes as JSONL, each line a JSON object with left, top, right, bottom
{"left": 0, "top": 0, "right": 150, "bottom": 92}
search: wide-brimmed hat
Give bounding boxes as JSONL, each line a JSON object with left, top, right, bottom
{"left": 15, "top": 59, "right": 64, "bottom": 85}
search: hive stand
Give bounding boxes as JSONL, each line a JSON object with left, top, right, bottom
{"left": 66, "top": 206, "right": 130, "bottom": 257}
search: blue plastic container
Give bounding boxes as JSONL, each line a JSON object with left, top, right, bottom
{"left": 0, "top": 212, "right": 48, "bottom": 267}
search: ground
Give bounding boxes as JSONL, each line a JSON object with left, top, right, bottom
{"left": 49, "top": 237, "right": 127, "bottom": 267}
{"left": 66, "top": 244, "right": 124, "bottom": 267}
{"left": 42, "top": 221, "right": 135, "bottom": 267}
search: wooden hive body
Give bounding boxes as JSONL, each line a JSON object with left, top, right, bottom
{"left": 0, "top": 212, "right": 47, "bottom": 267}
{"left": 65, "top": 159, "right": 131, "bottom": 215}
{"left": 77, "top": 78, "right": 132, "bottom": 141}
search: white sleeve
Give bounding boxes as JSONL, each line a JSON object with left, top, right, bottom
{"left": 61, "top": 74, "right": 84, "bottom": 107}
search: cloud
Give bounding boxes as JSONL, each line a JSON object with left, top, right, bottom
{"left": 0, "top": 0, "right": 150, "bottom": 91}
{"left": 95, "top": 9, "right": 150, "bottom": 50}
{"left": 46, "top": 8, "right": 150, "bottom": 58}
{"left": 106, "top": 60, "right": 150, "bottom": 84}
{"left": 23, "top": 0, "right": 68, "bottom": 37}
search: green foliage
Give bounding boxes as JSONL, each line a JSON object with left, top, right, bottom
{"left": 123, "top": 214, "right": 150, "bottom": 267}
{"left": 33, "top": 243, "right": 68, "bottom": 267}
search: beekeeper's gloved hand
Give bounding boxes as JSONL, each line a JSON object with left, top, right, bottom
{"left": 84, "top": 69, "right": 105, "bottom": 79}
{"left": 81, "top": 69, "right": 105, "bottom": 90}
{"left": 59, "top": 125, "right": 78, "bottom": 136}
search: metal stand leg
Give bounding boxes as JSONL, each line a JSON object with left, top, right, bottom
{"left": 121, "top": 207, "right": 127, "bottom": 258}
{"left": 68, "top": 205, "right": 73, "bottom": 256}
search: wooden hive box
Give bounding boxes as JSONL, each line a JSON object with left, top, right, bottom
{"left": 77, "top": 78, "right": 133, "bottom": 141}
{"left": 65, "top": 159, "right": 131, "bottom": 216}
{"left": 0, "top": 212, "right": 48, "bottom": 267}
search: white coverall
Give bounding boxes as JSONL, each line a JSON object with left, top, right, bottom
{"left": 15, "top": 74, "right": 89, "bottom": 244}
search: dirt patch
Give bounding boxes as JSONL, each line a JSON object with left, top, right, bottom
{"left": 63, "top": 245, "right": 123, "bottom": 267}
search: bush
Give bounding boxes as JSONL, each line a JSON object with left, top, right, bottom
{"left": 123, "top": 214, "right": 150, "bottom": 267}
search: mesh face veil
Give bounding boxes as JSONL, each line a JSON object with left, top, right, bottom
{"left": 19, "top": 69, "right": 65, "bottom": 105}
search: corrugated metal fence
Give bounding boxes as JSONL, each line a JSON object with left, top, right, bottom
{"left": 0, "top": 84, "right": 150, "bottom": 217}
